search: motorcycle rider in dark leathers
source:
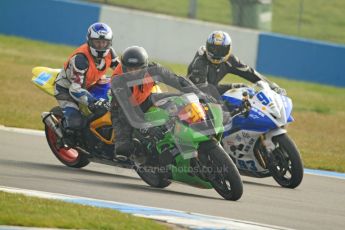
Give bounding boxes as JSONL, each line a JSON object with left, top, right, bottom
{"left": 187, "top": 30, "right": 285, "bottom": 100}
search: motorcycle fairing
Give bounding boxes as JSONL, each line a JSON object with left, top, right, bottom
{"left": 89, "top": 111, "right": 114, "bottom": 145}
{"left": 111, "top": 66, "right": 224, "bottom": 160}
{"left": 222, "top": 130, "right": 269, "bottom": 173}
{"left": 222, "top": 82, "right": 294, "bottom": 130}
{"left": 281, "top": 94, "right": 294, "bottom": 123}
{"left": 88, "top": 78, "right": 111, "bottom": 101}
{"left": 32, "top": 67, "right": 61, "bottom": 96}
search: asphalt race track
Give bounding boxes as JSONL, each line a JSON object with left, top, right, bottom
{"left": 0, "top": 128, "right": 344, "bottom": 230}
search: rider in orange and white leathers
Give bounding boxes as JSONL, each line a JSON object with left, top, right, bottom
{"left": 54, "top": 22, "right": 119, "bottom": 145}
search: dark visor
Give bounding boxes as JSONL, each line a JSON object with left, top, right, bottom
{"left": 206, "top": 44, "right": 230, "bottom": 59}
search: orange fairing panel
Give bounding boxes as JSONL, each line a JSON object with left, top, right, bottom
{"left": 90, "top": 112, "right": 115, "bottom": 144}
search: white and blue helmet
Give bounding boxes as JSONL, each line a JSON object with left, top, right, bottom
{"left": 86, "top": 22, "right": 113, "bottom": 58}
{"left": 206, "top": 31, "right": 232, "bottom": 64}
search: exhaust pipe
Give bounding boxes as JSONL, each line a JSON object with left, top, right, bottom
{"left": 41, "top": 112, "right": 63, "bottom": 138}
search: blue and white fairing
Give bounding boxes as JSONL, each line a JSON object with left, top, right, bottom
{"left": 221, "top": 81, "right": 294, "bottom": 173}
{"left": 222, "top": 81, "right": 293, "bottom": 135}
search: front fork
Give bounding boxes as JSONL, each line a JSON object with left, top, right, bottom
{"left": 262, "top": 128, "right": 287, "bottom": 151}
{"left": 258, "top": 128, "right": 287, "bottom": 168}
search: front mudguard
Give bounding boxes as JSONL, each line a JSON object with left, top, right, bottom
{"left": 262, "top": 128, "right": 287, "bottom": 152}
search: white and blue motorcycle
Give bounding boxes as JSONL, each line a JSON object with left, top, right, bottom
{"left": 222, "top": 81, "right": 303, "bottom": 188}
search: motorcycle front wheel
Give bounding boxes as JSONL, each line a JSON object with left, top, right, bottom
{"left": 268, "top": 134, "right": 304, "bottom": 188}
{"left": 199, "top": 140, "right": 243, "bottom": 201}
{"left": 45, "top": 106, "right": 90, "bottom": 168}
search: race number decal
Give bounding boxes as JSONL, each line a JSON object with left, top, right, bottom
{"left": 257, "top": 92, "right": 270, "bottom": 106}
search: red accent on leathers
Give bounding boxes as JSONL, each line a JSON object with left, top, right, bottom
{"left": 64, "top": 43, "right": 112, "bottom": 89}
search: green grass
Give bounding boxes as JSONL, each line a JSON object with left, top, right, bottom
{"left": 272, "top": 0, "right": 345, "bottom": 44}
{"left": 0, "top": 35, "right": 70, "bottom": 129}
{"left": 0, "top": 191, "right": 169, "bottom": 230}
{"left": 91, "top": 0, "right": 232, "bottom": 24}
{"left": 90, "top": 0, "right": 345, "bottom": 45}
{"left": 0, "top": 34, "right": 344, "bottom": 173}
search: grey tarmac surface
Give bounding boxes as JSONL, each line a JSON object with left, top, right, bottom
{"left": 0, "top": 129, "right": 344, "bottom": 230}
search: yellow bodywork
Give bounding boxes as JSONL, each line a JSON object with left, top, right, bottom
{"left": 89, "top": 112, "right": 115, "bottom": 145}
{"left": 32, "top": 66, "right": 61, "bottom": 96}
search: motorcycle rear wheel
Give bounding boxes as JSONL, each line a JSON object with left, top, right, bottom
{"left": 199, "top": 141, "right": 243, "bottom": 201}
{"left": 134, "top": 140, "right": 171, "bottom": 188}
{"left": 45, "top": 107, "right": 90, "bottom": 168}
{"left": 269, "top": 134, "right": 304, "bottom": 188}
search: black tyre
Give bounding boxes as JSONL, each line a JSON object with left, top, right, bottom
{"left": 133, "top": 139, "right": 171, "bottom": 188}
{"left": 136, "top": 165, "right": 171, "bottom": 188}
{"left": 269, "top": 134, "right": 303, "bottom": 188}
{"left": 45, "top": 107, "right": 90, "bottom": 168}
{"left": 199, "top": 141, "right": 243, "bottom": 201}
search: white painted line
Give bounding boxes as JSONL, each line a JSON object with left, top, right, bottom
{"left": 0, "top": 186, "right": 292, "bottom": 230}
{"left": 0, "top": 125, "right": 44, "bottom": 136}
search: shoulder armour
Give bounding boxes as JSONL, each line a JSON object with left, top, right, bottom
{"left": 148, "top": 62, "right": 160, "bottom": 68}
{"left": 197, "top": 46, "right": 206, "bottom": 56}
{"left": 74, "top": 53, "right": 89, "bottom": 71}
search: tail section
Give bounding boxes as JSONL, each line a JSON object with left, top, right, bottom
{"left": 32, "top": 67, "right": 61, "bottom": 96}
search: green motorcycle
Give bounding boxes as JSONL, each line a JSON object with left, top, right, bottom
{"left": 113, "top": 66, "right": 243, "bottom": 201}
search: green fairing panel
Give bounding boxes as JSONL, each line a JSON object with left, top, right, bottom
{"left": 143, "top": 102, "right": 222, "bottom": 189}
{"left": 173, "top": 122, "right": 209, "bottom": 144}
{"left": 171, "top": 156, "right": 212, "bottom": 189}
{"left": 208, "top": 103, "right": 224, "bottom": 134}
{"left": 156, "top": 132, "right": 175, "bottom": 153}
{"left": 144, "top": 107, "right": 169, "bottom": 126}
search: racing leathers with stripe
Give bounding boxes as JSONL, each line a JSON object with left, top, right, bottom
{"left": 54, "top": 43, "right": 118, "bottom": 134}
{"left": 187, "top": 45, "right": 274, "bottom": 99}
